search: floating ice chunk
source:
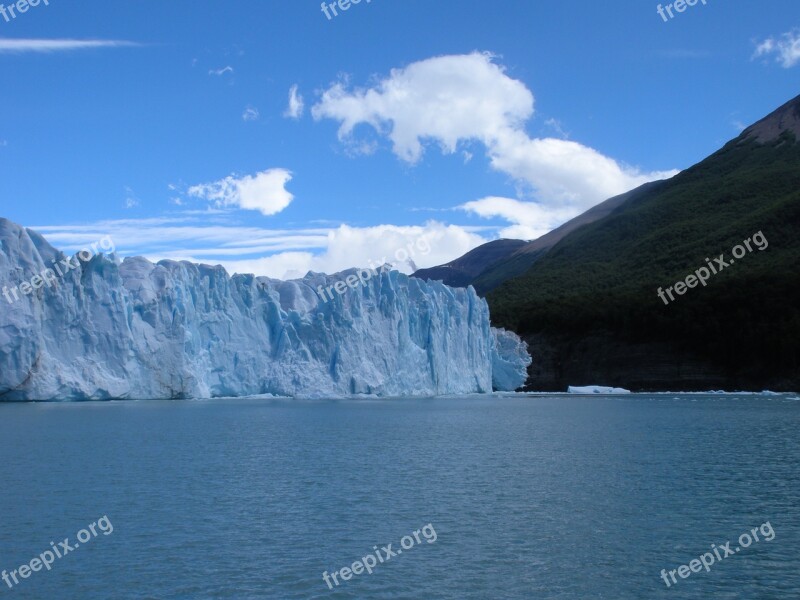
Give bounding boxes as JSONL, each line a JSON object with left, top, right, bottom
{"left": 491, "top": 327, "right": 531, "bottom": 391}
{"left": 568, "top": 385, "right": 631, "bottom": 394}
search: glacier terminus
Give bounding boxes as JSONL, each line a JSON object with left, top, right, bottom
{"left": 0, "top": 218, "right": 531, "bottom": 401}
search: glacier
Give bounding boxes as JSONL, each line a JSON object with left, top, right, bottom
{"left": 0, "top": 218, "right": 531, "bottom": 401}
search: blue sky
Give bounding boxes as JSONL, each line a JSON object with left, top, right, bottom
{"left": 1, "top": 0, "right": 798, "bottom": 278}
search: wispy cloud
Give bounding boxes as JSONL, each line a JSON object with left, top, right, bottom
{"left": 753, "top": 28, "right": 800, "bottom": 68}
{"left": 283, "top": 84, "right": 305, "bottom": 119}
{"left": 543, "top": 118, "right": 569, "bottom": 139}
{"left": 242, "top": 105, "right": 260, "bottom": 121}
{"left": 0, "top": 38, "right": 139, "bottom": 54}
{"left": 29, "top": 216, "right": 488, "bottom": 280}
{"left": 124, "top": 187, "right": 140, "bottom": 209}
{"left": 209, "top": 66, "right": 234, "bottom": 76}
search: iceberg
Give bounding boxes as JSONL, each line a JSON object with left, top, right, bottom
{"left": 491, "top": 327, "right": 532, "bottom": 391}
{"left": 568, "top": 385, "right": 631, "bottom": 394}
{"left": 0, "top": 218, "right": 530, "bottom": 401}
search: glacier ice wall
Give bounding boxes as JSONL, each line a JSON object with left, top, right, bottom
{"left": 0, "top": 218, "right": 530, "bottom": 400}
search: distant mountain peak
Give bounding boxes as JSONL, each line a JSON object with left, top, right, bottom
{"left": 740, "top": 93, "right": 800, "bottom": 144}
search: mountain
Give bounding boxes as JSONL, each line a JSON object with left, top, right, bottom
{"left": 487, "top": 93, "right": 800, "bottom": 391}
{"left": 0, "top": 219, "right": 530, "bottom": 400}
{"left": 741, "top": 93, "right": 800, "bottom": 142}
{"left": 414, "top": 182, "right": 665, "bottom": 294}
{"left": 413, "top": 239, "right": 527, "bottom": 288}
{"left": 472, "top": 181, "right": 667, "bottom": 293}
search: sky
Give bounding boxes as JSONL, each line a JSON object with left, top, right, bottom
{"left": 0, "top": 0, "right": 798, "bottom": 279}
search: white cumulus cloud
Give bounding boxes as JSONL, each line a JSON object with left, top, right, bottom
{"left": 753, "top": 28, "right": 800, "bottom": 68}
{"left": 312, "top": 52, "right": 677, "bottom": 233}
{"left": 188, "top": 168, "right": 294, "bottom": 216}
{"left": 459, "top": 196, "right": 576, "bottom": 241}
{"left": 313, "top": 52, "right": 533, "bottom": 163}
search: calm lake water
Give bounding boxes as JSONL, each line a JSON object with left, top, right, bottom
{"left": 1, "top": 394, "right": 798, "bottom": 599}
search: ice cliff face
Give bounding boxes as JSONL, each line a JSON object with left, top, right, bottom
{"left": 0, "top": 218, "right": 530, "bottom": 400}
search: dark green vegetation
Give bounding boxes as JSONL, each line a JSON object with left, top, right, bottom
{"left": 487, "top": 96, "right": 800, "bottom": 391}
{"left": 471, "top": 183, "right": 658, "bottom": 294}
{"left": 415, "top": 184, "right": 651, "bottom": 294}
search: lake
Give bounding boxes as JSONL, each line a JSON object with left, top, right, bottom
{"left": 1, "top": 394, "right": 798, "bottom": 598}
